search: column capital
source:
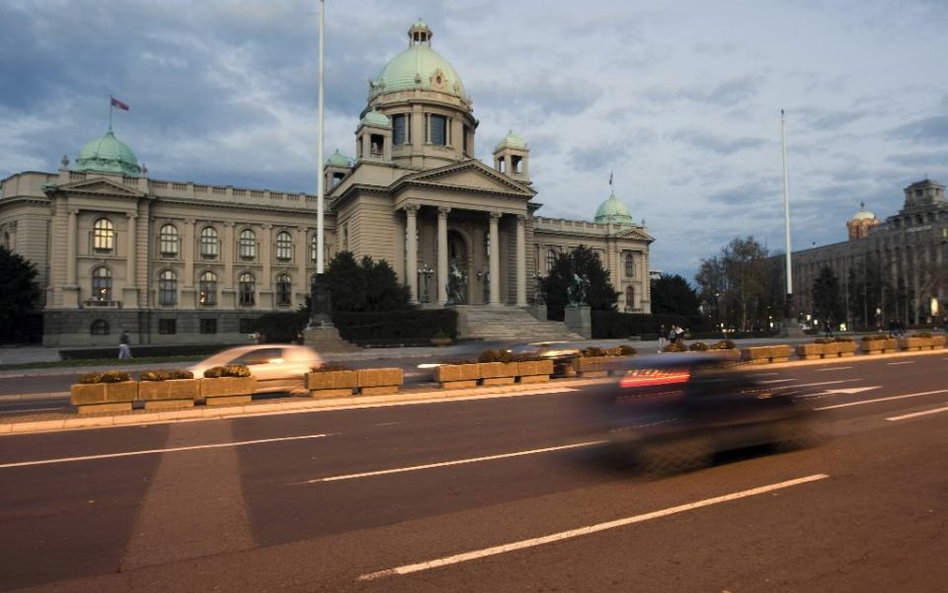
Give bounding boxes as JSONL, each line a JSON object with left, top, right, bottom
{"left": 184, "top": 218, "right": 196, "bottom": 226}
{"left": 489, "top": 211, "right": 502, "bottom": 220}
{"left": 517, "top": 214, "right": 527, "bottom": 223}
{"left": 402, "top": 202, "right": 419, "bottom": 214}
{"left": 438, "top": 206, "right": 451, "bottom": 217}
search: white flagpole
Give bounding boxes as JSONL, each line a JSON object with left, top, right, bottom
{"left": 781, "top": 109, "right": 793, "bottom": 306}
{"left": 316, "top": 0, "right": 326, "bottom": 274}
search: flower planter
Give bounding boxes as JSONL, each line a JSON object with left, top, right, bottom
{"left": 516, "top": 359, "right": 554, "bottom": 384}
{"left": 898, "top": 337, "right": 930, "bottom": 352}
{"left": 795, "top": 343, "right": 823, "bottom": 361}
{"left": 573, "top": 356, "right": 613, "bottom": 378}
{"left": 138, "top": 379, "right": 199, "bottom": 410}
{"left": 860, "top": 339, "right": 885, "bottom": 355}
{"left": 357, "top": 367, "right": 403, "bottom": 395}
{"left": 478, "top": 362, "right": 518, "bottom": 386}
{"left": 741, "top": 345, "right": 791, "bottom": 364}
{"left": 435, "top": 363, "right": 480, "bottom": 389}
{"left": 836, "top": 340, "right": 857, "bottom": 357}
{"left": 200, "top": 376, "right": 256, "bottom": 406}
{"left": 70, "top": 381, "right": 138, "bottom": 414}
{"left": 932, "top": 335, "right": 946, "bottom": 349}
{"left": 819, "top": 341, "right": 841, "bottom": 358}
{"left": 306, "top": 369, "right": 358, "bottom": 398}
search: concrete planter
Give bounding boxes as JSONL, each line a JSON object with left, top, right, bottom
{"left": 898, "top": 336, "right": 930, "bottom": 351}
{"left": 741, "top": 345, "right": 791, "bottom": 364}
{"left": 200, "top": 377, "right": 256, "bottom": 406}
{"left": 573, "top": 356, "right": 612, "bottom": 378}
{"left": 836, "top": 340, "right": 857, "bottom": 357}
{"left": 478, "top": 362, "right": 519, "bottom": 386}
{"left": 307, "top": 369, "right": 358, "bottom": 398}
{"left": 435, "top": 363, "right": 480, "bottom": 389}
{"left": 860, "top": 339, "right": 886, "bottom": 355}
{"left": 138, "top": 379, "right": 198, "bottom": 410}
{"left": 357, "top": 367, "right": 403, "bottom": 395}
{"left": 932, "top": 335, "right": 946, "bottom": 349}
{"left": 516, "top": 360, "right": 554, "bottom": 384}
{"left": 795, "top": 343, "right": 823, "bottom": 360}
{"left": 70, "top": 381, "right": 138, "bottom": 414}
{"left": 819, "top": 341, "right": 841, "bottom": 358}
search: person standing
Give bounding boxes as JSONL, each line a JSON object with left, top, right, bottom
{"left": 118, "top": 331, "right": 131, "bottom": 359}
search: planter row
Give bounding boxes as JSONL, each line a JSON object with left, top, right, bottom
{"left": 70, "top": 376, "right": 258, "bottom": 414}
{"left": 434, "top": 360, "right": 555, "bottom": 388}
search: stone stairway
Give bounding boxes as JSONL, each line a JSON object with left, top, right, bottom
{"left": 456, "top": 306, "right": 585, "bottom": 342}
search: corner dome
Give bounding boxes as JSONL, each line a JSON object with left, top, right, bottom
{"left": 595, "top": 192, "right": 634, "bottom": 225}
{"left": 851, "top": 203, "right": 876, "bottom": 221}
{"left": 494, "top": 130, "right": 527, "bottom": 152}
{"left": 360, "top": 109, "right": 391, "bottom": 129}
{"left": 326, "top": 148, "right": 353, "bottom": 167}
{"left": 74, "top": 129, "right": 141, "bottom": 177}
{"left": 369, "top": 20, "right": 468, "bottom": 103}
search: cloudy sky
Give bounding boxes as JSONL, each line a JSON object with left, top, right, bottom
{"left": 2, "top": 0, "right": 946, "bottom": 281}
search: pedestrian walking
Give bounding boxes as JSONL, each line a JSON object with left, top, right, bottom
{"left": 118, "top": 331, "right": 131, "bottom": 359}
{"left": 658, "top": 324, "right": 667, "bottom": 352}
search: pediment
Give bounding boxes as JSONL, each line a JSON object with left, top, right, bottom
{"left": 46, "top": 177, "right": 146, "bottom": 198}
{"left": 394, "top": 160, "right": 535, "bottom": 199}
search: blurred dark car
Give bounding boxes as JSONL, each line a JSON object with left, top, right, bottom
{"left": 506, "top": 341, "right": 584, "bottom": 376}
{"left": 591, "top": 353, "right": 820, "bottom": 473}
{"left": 186, "top": 344, "right": 323, "bottom": 395}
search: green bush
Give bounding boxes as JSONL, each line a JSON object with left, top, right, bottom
{"left": 203, "top": 364, "right": 251, "bottom": 378}
{"left": 78, "top": 370, "right": 132, "bottom": 384}
{"left": 689, "top": 342, "right": 709, "bottom": 351}
{"left": 140, "top": 369, "right": 194, "bottom": 381}
{"left": 709, "top": 339, "right": 736, "bottom": 350}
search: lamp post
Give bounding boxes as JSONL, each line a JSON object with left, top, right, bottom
{"left": 420, "top": 263, "right": 433, "bottom": 303}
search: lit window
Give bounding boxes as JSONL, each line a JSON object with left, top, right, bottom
{"left": 199, "top": 271, "right": 218, "bottom": 306}
{"left": 91, "top": 266, "right": 112, "bottom": 301}
{"left": 93, "top": 218, "right": 114, "bottom": 252}
{"left": 159, "top": 224, "right": 179, "bottom": 257}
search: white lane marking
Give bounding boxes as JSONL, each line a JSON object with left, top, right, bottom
{"left": 815, "top": 389, "right": 948, "bottom": 411}
{"left": 302, "top": 440, "right": 606, "bottom": 484}
{"left": 886, "top": 361, "right": 916, "bottom": 366}
{"left": 790, "top": 380, "right": 860, "bottom": 388}
{"left": 0, "top": 433, "right": 329, "bottom": 469}
{"left": 759, "top": 379, "right": 795, "bottom": 384}
{"left": 822, "top": 387, "right": 880, "bottom": 395}
{"left": 886, "top": 406, "right": 948, "bottom": 422}
{"left": 815, "top": 366, "right": 853, "bottom": 371}
{"left": 358, "top": 473, "right": 830, "bottom": 581}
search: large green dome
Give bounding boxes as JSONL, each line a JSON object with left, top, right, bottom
{"left": 74, "top": 129, "right": 141, "bottom": 177}
{"left": 594, "top": 192, "right": 634, "bottom": 225}
{"left": 369, "top": 20, "right": 468, "bottom": 102}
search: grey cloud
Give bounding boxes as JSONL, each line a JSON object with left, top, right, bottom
{"left": 666, "top": 128, "right": 767, "bottom": 155}
{"left": 641, "top": 74, "right": 764, "bottom": 109}
{"left": 887, "top": 115, "right": 948, "bottom": 144}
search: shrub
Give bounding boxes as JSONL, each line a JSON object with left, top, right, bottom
{"left": 581, "top": 346, "right": 605, "bottom": 358}
{"left": 913, "top": 332, "right": 932, "bottom": 338}
{"left": 478, "top": 349, "right": 514, "bottom": 363}
{"left": 709, "top": 339, "right": 736, "bottom": 350}
{"left": 203, "top": 364, "right": 251, "bottom": 378}
{"left": 78, "top": 370, "right": 132, "bottom": 384}
{"left": 311, "top": 363, "right": 354, "bottom": 372}
{"left": 814, "top": 338, "right": 833, "bottom": 344}
{"left": 861, "top": 334, "right": 890, "bottom": 342}
{"left": 689, "top": 342, "right": 709, "bottom": 351}
{"left": 833, "top": 337, "right": 854, "bottom": 342}
{"left": 617, "top": 345, "right": 637, "bottom": 356}
{"left": 140, "top": 369, "right": 194, "bottom": 381}
{"left": 662, "top": 342, "right": 687, "bottom": 353}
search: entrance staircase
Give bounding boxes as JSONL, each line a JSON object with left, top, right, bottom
{"left": 456, "top": 306, "right": 584, "bottom": 343}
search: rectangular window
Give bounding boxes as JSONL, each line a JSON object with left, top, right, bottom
{"left": 239, "top": 318, "right": 255, "bottom": 334}
{"left": 200, "top": 318, "right": 217, "bottom": 334}
{"left": 393, "top": 114, "right": 409, "bottom": 145}
{"left": 429, "top": 115, "right": 447, "bottom": 146}
{"left": 158, "top": 319, "right": 176, "bottom": 335}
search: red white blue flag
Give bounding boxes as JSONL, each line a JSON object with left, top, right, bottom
{"left": 110, "top": 96, "right": 130, "bottom": 111}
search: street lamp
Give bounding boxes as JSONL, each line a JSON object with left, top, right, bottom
{"left": 420, "top": 263, "right": 433, "bottom": 303}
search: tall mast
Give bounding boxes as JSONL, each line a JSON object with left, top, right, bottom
{"left": 316, "top": 0, "right": 326, "bottom": 274}
{"left": 781, "top": 109, "right": 793, "bottom": 306}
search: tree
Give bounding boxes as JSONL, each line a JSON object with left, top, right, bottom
{"left": 695, "top": 236, "right": 774, "bottom": 331}
{"left": 542, "top": 245, "right": 618, "bottom": 320}
{"left": 651, "top": 274, "right": 701, "bottom": 318}
{"left": 322, "top": 251, "right": 410, "bottom": 312}
{"left": 812, "top": 266, "right": 843, "bottom": 327}
{"left": 0, "top": 246, "right": 41, "bottom": 343}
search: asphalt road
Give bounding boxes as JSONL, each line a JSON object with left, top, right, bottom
{"left": 0, "top": 353, "right": 945, "bottom": 592}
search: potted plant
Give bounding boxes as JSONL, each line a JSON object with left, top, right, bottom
{"left": 199, "top": 364, "right": 256, "bottom": 406}
{"left": 137, "top": 369, "right": 198, "bottom": 410}
{"left": 70, "top": 370, "right": 137, "bottom": 414}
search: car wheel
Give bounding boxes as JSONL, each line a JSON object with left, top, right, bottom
{"left": 638, "top": 436, "right": 710, "bottom": 475}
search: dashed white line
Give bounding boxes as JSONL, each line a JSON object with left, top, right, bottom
{"left": 301, "top": 440, "right": 605, "bottom": 484}
{"left": 886, "top": 361, "right": 915, "bottom": 365}
{"left": 815, "top": 389, "right": 948, "bottom": 411}
{"left": 358, "top": 473, "right": 830, "bottom": 581}
{"left": 886, "top": 406, "right": 948, "bottom": 422}
{"left": 0, "top": 433, "right": 330, "bottom": 469}
{"left": 815, "top": 366, "right": 853, "bottom": 371}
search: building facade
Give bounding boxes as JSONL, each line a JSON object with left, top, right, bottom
{"left": 0, "top": 19, "right": 652, "bottom": 347}
{"left": 790, "top": 179, "right": 947, "bottom": 329}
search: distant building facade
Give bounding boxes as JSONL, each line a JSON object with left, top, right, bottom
{"left": 790, "top": 179, "right": 947, "bottom": 328}
{"left": 0, "top": 20, "right": 653, "bottom": 347}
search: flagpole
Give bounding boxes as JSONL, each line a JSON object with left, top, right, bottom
{"left": 316, "top": 0, "right": 325, "bottom": 274}
{"left": 108, "top": 98, "right": 113, "bottom": 131}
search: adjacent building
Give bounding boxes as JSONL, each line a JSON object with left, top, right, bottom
{"left": 0, "top": 19, "right": 653, "bottom": 347}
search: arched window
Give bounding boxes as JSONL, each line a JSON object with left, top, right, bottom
{"left": 275, "top": 274, "right": 292, "bottom": 306}
{"left": 93, "top": 218, "right": 115, "bottom": 252}
{"left": 91, "top": 266, "right": 112, "bottom": 302}
{"left": 275, "top": 231, "right": 293, "bottom": 262}
{"left": 238, "top": 229, "right": 256, "bottom": 260}
{"left": 625, "top": 253, "right": 635, "bottom": 278}
{"left": 159, "top": 224, "right": 179, "bottom": 257}
{"left": 199, "top": 271, "right": 218, "bottom": 306}
{"left": 546, "top": 249, "right": 558, "bottom": 272}
{"left": 158, "top": 270, "right": 177, "bottom": 305}
{"left": 238, "top": 272, "right": 255, "bottom": 306}
{"left": 90, "top": 319, "right": 110, "bottom": 335}
{"left": 200, "top": 226, "right": 219, "bottom": 259}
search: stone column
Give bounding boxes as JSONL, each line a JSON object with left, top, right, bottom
{"left": 296, "top": 226, "right": 308, "bottom": 301}
{"left": 488, "top": 211, "right": 501, "bottom": 305}
{"left": 123, "top": 213, "right": 139, "bottom": 308}
{"left": 404, "top": 203, "right": 419, "bottom": 303}
{"left": 516, "top": 214, "right": 526, "bottom": 306}
{"left": 260, "top": 224, "right": 272, "bottom": 309}
{"left": 437, "top": 207, "right": 450, "bottom": 306}
{"left": 182, "top": 219, "right": 195, "bottom": 288}
{"left": 222, "top": 222, "right": 235, "bottom": 308}
{"left": 66, "top": 209, "right": 78, "bottom": 286}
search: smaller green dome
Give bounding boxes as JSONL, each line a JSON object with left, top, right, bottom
{"left": 326, "top": 148, "right": 353, "bottom": 167}
{"left": 494, "top": 129, "right": 528, "bottom": 152}
{"left": 74, "top": 129, "right": 141, "bottom": 177}
{"left": 360, "top": 109, "right": 391, "bottom": 129}
{"left": 594, "top": 192, "right": 634, "bottom": 225}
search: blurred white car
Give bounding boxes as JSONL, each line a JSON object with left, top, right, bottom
{"left": 186, "top": 344, "right": 323, "bottom": 395}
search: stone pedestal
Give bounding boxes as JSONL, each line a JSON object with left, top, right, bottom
{"left": 527, "top": 303, "right": 547, "bottom": 321}
{"left": 303, "top": 326, "right": 361, "bottom": 353}
{"left": 778, "top": 319, "right": 807, "bottom": 338}
{"left": 565, "top": 305, "right": 591, "bottom": 339}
